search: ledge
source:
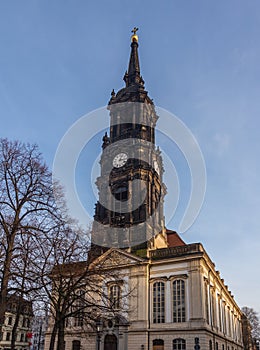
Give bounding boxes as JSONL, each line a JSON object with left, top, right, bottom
{"left": 149, "top": 243, "right": 203, "bottom": 260}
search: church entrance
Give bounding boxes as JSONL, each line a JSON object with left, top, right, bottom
{"left": 104, "top": 334, "right": 117, "bottom": 350}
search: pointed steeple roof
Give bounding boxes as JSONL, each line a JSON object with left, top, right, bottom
{"left": 123, "top": 27, "right": 143, "bottom": 87}
{"left": 108, "top": 28, "right": 152, "bottom": 105}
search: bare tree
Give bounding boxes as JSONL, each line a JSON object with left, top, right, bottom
{"left": 25, "top": 217, "right": 134, "bottom": 350}
{"left": 0, "top": 138, "right": 133, "bottom": 350}
{"left": 9, "top": 231, "right": 41, "bottom": 350}
{"left": 242, "top": 307, "right": 260, "bottom": 340}
{"left": 35, "top": 227, "right": 130, "bottom": 350}
{"left": 0, "top": 138, "right": 62, "bottom": 335}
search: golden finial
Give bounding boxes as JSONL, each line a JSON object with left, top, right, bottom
{"left": 131, "top": 27, "right": 139, "bottom": 42}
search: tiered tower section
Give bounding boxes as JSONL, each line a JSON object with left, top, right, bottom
{"left": 92, "top": 29, "right": 167, "bottom": 251}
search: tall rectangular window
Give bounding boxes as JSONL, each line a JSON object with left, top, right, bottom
{"left": 205, "top": 282, "right": 209, "bottom": 324}
{"left": 109, "top": 285, "right": 120, "bottom": 309}
{"left": 173, "top": 280, "right": 186, "bottom": 322}
{"left": 153, "top": 282, "right": 165, "bottom": 323}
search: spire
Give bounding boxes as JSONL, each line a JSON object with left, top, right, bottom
{"left": 123, "top": 27, "right": 144, "bottom": 88}
{"left": 108, "top": 27, "right": 153, "bottom": 105}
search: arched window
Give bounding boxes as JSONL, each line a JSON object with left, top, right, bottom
{"left": 153, "top": 281, "right": 165, "bottom": 323}
{"left": 104, "top": 334, "right": 117, "bottom": 350}
{"left": 153, "top": 339, "right": 164, "bottom": 350}
{"left": 173, "top": 279, "right": 186, "bottom": 322}
{"left": 209, "top": 340, "right": 213, "bottom": 350}
{"left": 114, "top": 186, "right": 128, "bottom": 201}
{"left": 72, "top": 340, "right": 81, "bottom": 350}
{"left": 109, "top": 285, "right": 121, "bottom": 309}
{"left": 173, "top": 338, "right": 186, "bottom": 350}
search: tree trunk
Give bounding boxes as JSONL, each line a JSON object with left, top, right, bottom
{"left": 56, "top": 317, "right": 65, "bottom": 350}
{"left": 10, "top": 306, "right": 21, "bottom": 350}
{"left": 48, "top": 321, "right": 58, "bottom": 350}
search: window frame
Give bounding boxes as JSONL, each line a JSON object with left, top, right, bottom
{"left": 152, "top": 281, "right": 165, "bottom": 324}
{"left": 109, "top": 284, "right": 121, "bottom": 309}
{"left": 172, "top": 279, "right": 186, "bottom": 323}
{"left": 173, "top": 338, "right": 186, "bottom": 350}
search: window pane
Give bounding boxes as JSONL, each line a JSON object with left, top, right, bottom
{"left": 153, "top": 282, "right": 165, "bottom": 323}
{"left": 173, "top": 338, "right": 186, "bottom": 350}
{"left": 173, "top": 280, "right": 186, "bottom": 323}
{"left": 109, "top": 285, "right": 120, "bottom": 309}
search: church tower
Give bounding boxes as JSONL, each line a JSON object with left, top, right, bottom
{"left": 92, "top": 28, "right": 167, "bottom": 253}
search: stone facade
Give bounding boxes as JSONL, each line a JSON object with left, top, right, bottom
{"left": 44, "top": 237, "right": 244, "bottom": 350}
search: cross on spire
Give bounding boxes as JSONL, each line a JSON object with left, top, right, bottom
{"left": 131, "top": 27, "right": 139, "bottom": 35}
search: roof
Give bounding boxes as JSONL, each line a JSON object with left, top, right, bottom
{"left": 6, "top": 294, "right": 33, "bottom": 315}
{"left": 166, "top": 229, "right": 186, "bottom": 247}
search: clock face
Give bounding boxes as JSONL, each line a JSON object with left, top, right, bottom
{"left": 113, "top": 153, "right": 128, "bottom": 168}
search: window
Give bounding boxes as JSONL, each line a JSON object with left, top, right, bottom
{"left": 74, "top": 313, "right": 83, "bottom": 327}
{"left": 8, "top": 316, "right": 12, "bottom": 325}
{"left": 153, "top": 339, "right": 164, "bottom": 350}
{"left": 205, "top": 281, "right": 209, "bottom": 324}
{"left": 72, "top": 340, "right": 81, "bottom": 350}
{"left": 22, "top": 317, "right": 26, "bottom": 327}
{"left": 218, "top": 296, "right": 222, "bottom": 331}
{"left": 75, "top": 289, "right": 85, "bottom": 326}
{"left": 6, "top": 332, "right": 11, "bottom": 341}
{"left": 173, "top": 338, "right": 186, "bottom": 350}
{"left": 153, "top": 281, "right": 165, "bottom": 323}
{"left": 65, "top": 317, "right": 70, "bottom": 328}
{"left": 114, "top": 186, "right": 128, "bottom": 201}
{"left": 209, "top": 340, "right": 213, "bottom": 350}
{"left": 109, "top": 285, "right": 120, "bottom": 309}
{"left": 216, "top": 342, "right": 219, "bottom": 350}
{"left": 20, "top": 333, "right": 24, "bottom": 342}
{"left": 173, "top": 279, "right": 186, "bottom": 322}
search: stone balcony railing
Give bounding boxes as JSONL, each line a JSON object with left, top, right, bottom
{"left": 149, "top": 243, "right": 204, "bottom": 260}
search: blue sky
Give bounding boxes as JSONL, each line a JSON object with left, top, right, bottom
{"left": 1, "top": 1, "right": 260, "bottom": 314}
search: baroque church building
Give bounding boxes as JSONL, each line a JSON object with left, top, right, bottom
{"left": 44, "top": 30, "right": 244, "bottom": 350}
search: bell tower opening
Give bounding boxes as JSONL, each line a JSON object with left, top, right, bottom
{"left": 113, "top": 186, "right": 128, "bottom": 202}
